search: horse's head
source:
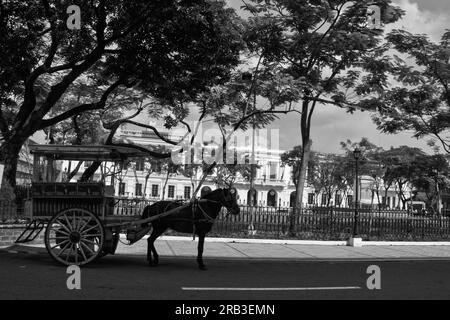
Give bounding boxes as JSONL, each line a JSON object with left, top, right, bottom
{"left": 219, "top": 188, "right": 240, "bottom": 216}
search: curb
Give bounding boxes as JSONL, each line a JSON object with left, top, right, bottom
{"left": 4, "top": 235, "right": 450, "bottom": 249}
{"left": 119, "top": 234, "right": 347, "bottom": 246}
{"left": 118, "top": 234, "right": 450, "bottom": 246}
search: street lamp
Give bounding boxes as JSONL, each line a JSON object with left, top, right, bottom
{"left": 353, "top": 148, "right": 362, "bottom": 237}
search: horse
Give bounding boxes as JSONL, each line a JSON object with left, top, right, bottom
{"left": 141, "top": 188, "right": 240, "bottom": 270}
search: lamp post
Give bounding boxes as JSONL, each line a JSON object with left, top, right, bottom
{"left": 353, "top": 148, "right": 361, "bottom": 237}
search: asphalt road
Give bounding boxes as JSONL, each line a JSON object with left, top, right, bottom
{"left": 1, "top": 249, "right": 450, "bottom": 300}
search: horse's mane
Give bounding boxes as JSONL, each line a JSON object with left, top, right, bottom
{"left": 200, "top": 188, "right": 224, "bottom": 200}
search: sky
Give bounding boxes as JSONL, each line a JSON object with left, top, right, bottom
{"left": 222, "top": 0, "right": 450, "bottom": 154}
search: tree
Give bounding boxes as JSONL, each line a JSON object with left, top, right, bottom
{"left": 243, "top": 0, "right": 404, "bottom": 234}
{"left": 308, "top": 154, "right": 343, "bottom": 207}
{"left": 368, "top": 30, "right": 450, "bottom": 154}
{"left": 409, "top": 154, "right": 450, "bottom": 214}
{"left": 0, "top": 0, "right": 244, "bottom": 196}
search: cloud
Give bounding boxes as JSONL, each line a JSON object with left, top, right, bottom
{"left": 390, "top": 0, "right": 449, "bottom": 41}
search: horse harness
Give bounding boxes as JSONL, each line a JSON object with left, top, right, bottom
{"left": 190, "top": 189, "right": 236, "bottom": 239}
{"left": 152, "top": 190, "right": 233, "bottom": 239}
{"left": 155, "top": 198, "right": 220, "bottom": 240}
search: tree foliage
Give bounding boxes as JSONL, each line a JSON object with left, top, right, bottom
{"left": 0, "top": 0, "right": 244, "bottom": 190}
{"left": 366, "top": 30, "right": 450, "bottom": 153}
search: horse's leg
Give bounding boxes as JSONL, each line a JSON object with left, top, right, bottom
{"left": 148, "top": 226, "right": 164, "bottom": 267}
{"left": 147, "top": 227, "right": 155, "bottom": 265}
{"left": 197, "top": 233, "right": 207, "bottom": 270}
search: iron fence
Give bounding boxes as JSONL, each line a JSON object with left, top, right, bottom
{"left": 2, "top": 195, "right": 450, "bottom": 241}
{"left": 210, "top": 206, "right": 450, "bottom": 241}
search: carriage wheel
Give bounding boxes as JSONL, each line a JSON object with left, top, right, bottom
{"left": 45, "top": 208, "right": 105, "bottom": 266}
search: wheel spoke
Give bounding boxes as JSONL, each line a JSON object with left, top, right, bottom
{"left": 72, "top": 212, "right": 77, "bottom": 230}
{"left": 63, "top": 214, "right": 73, "bottom": 232}
{"left": 75, "top": 244, "right": 79, "bottom": 264}
{"left": 78, "top": 216, "right": 92, "bottom": 233}
{"left": 80, "top": 238, "right": 96, "bottom": 246}
{"left": 48, "top": 237, "right": 69, "bottom": 241}
{"left": 83, "top": 234, "right": 103, "bottom": 238}
{"left": 78, "top": 243, "right": 88, "bottom": 261}
{"left": 54, "top": 221, "right": 71, "bottom": 235}
{"left": 55, "top": 229, "right": 70, "bottom": 237}
{"left": 56, "top": 242, "right": 71, "bottom": 258}
{"left": 51, "top": 240, "right": 69, "bottom": 250}
{"left": 74, "top": 215, "right": 81, "bottom": 231}
{"left": 80, "top": 224, "right": 100, "bottom": 235}
{"left": 80, "top": 241, "right": 95, "bottom": 255}
{"left": 65, "top": 244, "right": 75, "bottom": 262}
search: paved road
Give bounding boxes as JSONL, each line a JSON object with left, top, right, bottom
{"left": 1, "top": 249, "right": 450, "bottom": 300}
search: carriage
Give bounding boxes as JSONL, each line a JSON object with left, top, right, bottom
{"left": 15, "top": 144, "right": 204, "bottom": 266}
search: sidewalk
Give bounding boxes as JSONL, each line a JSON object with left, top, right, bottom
{"left": 115, "top": 237, "right": 450, "bottom": 260}
{"left": 6, "top": 236, "right": 450, "bottom": 261}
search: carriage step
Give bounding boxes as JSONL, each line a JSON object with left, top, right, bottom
{"left": 15, "top": 220, "right": 45, "bottom": 244}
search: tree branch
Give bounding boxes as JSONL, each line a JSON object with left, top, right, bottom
{"left": 119, "top": 120, "right": 179, "bottom": 145}
{"left": 39, "top": 79, "right": 123, "bottom": 129}
{"left": 110, "top": 142, "right": 173, "bottom": 159}
{"left": 233, "top": 108, "right": 301, "bottom": 131}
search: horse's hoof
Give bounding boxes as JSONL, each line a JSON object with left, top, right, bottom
{"left": 199, "top": 265, "right": 207, "bottom": 271}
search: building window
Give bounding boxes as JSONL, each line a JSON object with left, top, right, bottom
{"left": 307, "top": 193, "right": 315, "bottom": 205}
{"left": 119, "top": 182, "right": 126, "bottom": 196}
{"left": 184, "top": 186, "right": 191, "bottom": 199}
{"left": 347, "top": 195, "right": 353, "bottom": 207}
{"left": 135, "top": 159, "right": 145, "bottom": 172}
{"left": 168, "top": 185, "right": 175, "bottom": 199}
{"left": 151, "top": 184, "right": 159, "bottom": 197}
{"left": 321, "top": 194, "right": 328, "bottom": 206}
{"left": 269, "top": 162, "right": 277, "bottom": 180}
{"left": 247, "top": 189, "right": 257, "bottom": 206}
{"left": 392, "top": 197, "right": 396, "bottom": 208}
{"left": 335, "top": 194, "right": 341, "bottom": 206}
{"left": 267, "top": 189, "right": 277, "bottom": 207}
{"left": 135, "top": 183, "right": 142, "bottom": 197}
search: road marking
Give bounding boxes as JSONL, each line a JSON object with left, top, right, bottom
{"left": 182, "top": 286, "right": 362, "bottom": 291}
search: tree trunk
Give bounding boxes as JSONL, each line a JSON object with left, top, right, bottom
{"left": 161, "top": 170, "right": 170, "bottom": 200}
{"left": 143, "top": 174, "right": 150, "bottom": 198}
{"left": 289, "top": 139, "right": 312, "bottom": 235}
{"left": 384, "top": 188, "right": 389, "bottom": 209}
{"left": 66, "top": 161, "right": 83, "bottom": 182}
{"left": 79, "top": 161, "right": 101, "bottom": 182}
{"left": 370, "top": 190, "right": 374, "bottom": 208}
{"left": 0, "top": 141, "right": 23, "bottom": 201}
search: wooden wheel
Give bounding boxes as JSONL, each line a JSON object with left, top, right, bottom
{"left": 45, "top": 208, "right": 105, "bottom": 266}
